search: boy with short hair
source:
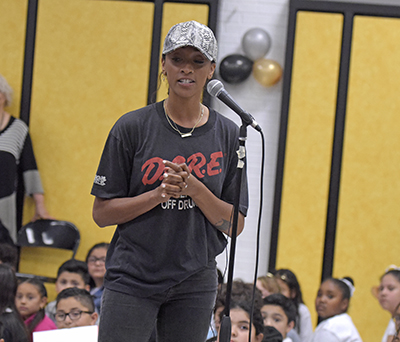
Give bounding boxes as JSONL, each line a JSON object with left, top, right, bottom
{"left": 45, "top": 259, "right": 91, "bottom": 323}
{"left": 261, "top": 294, "right": 296, "bottom": 342}
{"left": 55, "top": 288, "right": 98, "bottom": 329}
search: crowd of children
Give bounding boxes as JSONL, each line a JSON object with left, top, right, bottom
{"left": 0, "top": 241, "right": 108, "bottom": 341}
{"left": 1, "top": 238, "right": 400, "bottom": 342}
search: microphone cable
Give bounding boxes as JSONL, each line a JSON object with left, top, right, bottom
{"left": 248, "top": 129, "right": 265, "bottom": 342}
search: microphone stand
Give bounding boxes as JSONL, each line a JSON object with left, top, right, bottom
{"left": 219, "top": 123, "right": 248, "bottom": 342}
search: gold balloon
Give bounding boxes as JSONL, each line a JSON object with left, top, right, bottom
{"left": 252, "top": 58, "right": 283, "bottom": 87}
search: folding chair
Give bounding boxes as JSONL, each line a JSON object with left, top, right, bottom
{"left": 16, "top": 219, "right": 80, "bottom": 283}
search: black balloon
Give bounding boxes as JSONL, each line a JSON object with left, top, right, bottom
{"left": 219, "top": 54, "right": 253, "bottom": 84}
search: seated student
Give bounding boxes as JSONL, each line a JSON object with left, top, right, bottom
{"left": 45, "top": 259, "right": 90, "bottom": 323}
{"left": 378, "top": 266, "right": 400, "bottom": 342}
{"left": 217, "top": 286, "right": 264, "bottom": 342}
{"left": 15, "top": 278, "right": 57, "bottom": 339}
{"left": 274, "top": 269, "right": 313, "bottom": 342}
{"left": 55, "top": 288, "right": 98, "bottom": 329}
{"left": 257, "top": 273, "right": 281, "bottom": 298}
{"left": 212, "top": 280, "right": 263, "bottom": 341}
{"left": 85, "top": 242, "right": 109, "bottom": 315}
{"left": 261, "top": 293, "right": 297, "bottom": 342}
{"left": 0, "top": 264, "right": 30, "bottom": 342}
{"left": 311, "top": 277, "right": 362, "bottom": 342}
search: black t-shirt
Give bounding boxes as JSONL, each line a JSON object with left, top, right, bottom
{"left": 91, "top": 101, "right": 248, "bottom": 297}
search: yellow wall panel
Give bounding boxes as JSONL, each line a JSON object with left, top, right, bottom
{"left": 276, "top": 11, "right": 343, "bottom": 326}
{"left": 335, "top": 15, "right": 400, "bottom": 342}
{"left": 0, "top": 0, "right": 28, "bottom": 116}
{"left": 19, "top": 0, "right": 154, "bottom": 285}
{"left": 157, "top": 3, "right": 210, "bottom": 101}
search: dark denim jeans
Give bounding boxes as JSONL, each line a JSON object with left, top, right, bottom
{"left": 98, "top": 263, "right": 218, "bottom": 342}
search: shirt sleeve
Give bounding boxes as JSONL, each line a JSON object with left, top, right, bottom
{"left": 298, "top": 304, "right": 314, "bottom": 342}
{"left": 91, "top": 129, "right": 133, "bottom": 199}
{"left": 382, "top": 320, "right": 396, "bottom": 342}
{"left": 20, "top": 132, "right": 44, "bottom": 195}
{"left": 312, "top": 329, "right": 341, "bottom": 342}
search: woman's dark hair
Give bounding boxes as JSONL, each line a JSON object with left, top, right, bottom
{"left": 0, "top": 264, "right": 30, "bottom": 342}
{"left": 18, "top": 278, "right": 48, "bottom": 334}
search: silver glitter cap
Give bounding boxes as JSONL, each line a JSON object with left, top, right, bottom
{"left": 162, "top": 20, "right": 218, "bottom": 62}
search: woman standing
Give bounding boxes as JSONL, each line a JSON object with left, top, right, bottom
{"left": 91, "top": 20, "right": 248, "bottom": 342}
{"left": 0, "top": 74, "right": 51, "bottom": 242}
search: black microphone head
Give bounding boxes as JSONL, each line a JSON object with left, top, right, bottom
{"left": 207, "top": 79, "right": 224, "bottom": 97}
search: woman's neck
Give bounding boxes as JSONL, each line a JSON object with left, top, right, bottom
{"left": 165, "top": 96, "right": 205, "bottom": 128}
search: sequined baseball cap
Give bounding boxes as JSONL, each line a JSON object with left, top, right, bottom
{"left": 162, "top": 20, "right": 218, "bottom": 62}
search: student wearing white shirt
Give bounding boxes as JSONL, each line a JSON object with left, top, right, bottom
{"left": 378, "top": 267, "right": 400, "bottom": 342}
{"left": 311, "top": 277, "right": 362, "bottom": 342}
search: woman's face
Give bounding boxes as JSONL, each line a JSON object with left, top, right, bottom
{"left": 315, "top": 280, "right": 348, "bottom": 319}
{"left": 87, "top": 247, "right": 107, "bottom": 283}
{"left": 162, "top": 46, "right": 215, "bottom": 100}
{"left": 378, "top": 273, "right": 400, "bottom": 315}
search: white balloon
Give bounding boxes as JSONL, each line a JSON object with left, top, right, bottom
{"left": 242, "top": 28, "right": 272, "bottom": 61}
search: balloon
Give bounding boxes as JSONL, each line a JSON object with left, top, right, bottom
{"left": 242, "top": 28, "right": 272, "bottom": 61}
{"left": 219, "top": 54, "right": 253, "bottom": 84}
{"left": 252, "top": 58, "right": 283, "bottom": 87}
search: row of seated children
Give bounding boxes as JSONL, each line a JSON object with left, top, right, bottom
{"left": 255, "top": 269, "right": 361, "bottom": 342}
{"left": 46, "top": 242, "right": 109, "bottom": 321}
{"left": 256, "top": 269, "right": 312, "bottom": 342}
{"left": 0, "top": 241, "right": 109, "bottom": 340}
{"left": 208, "top": 279, "right": 296, "bottom": 342}
{"left": 0, "top": 263, "right": 97, "bottom": 341}
{"left": 212, "top": 277, "right": 362, "bottom": 342}
{"left": 257, "top": 267, "right": 400, "bottom": 342}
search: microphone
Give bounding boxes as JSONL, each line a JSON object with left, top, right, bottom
{"left": 207, "top": 79, "right": 262, "bottom": 132}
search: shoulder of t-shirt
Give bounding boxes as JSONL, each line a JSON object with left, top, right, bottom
{"left": 109, "top": 102, "right": 159, "bottom": 136}
{"left": 209, "top": 107, "right": 240, "bottom": 133}
{"left": 116, "top": 102, "right": 159, "bottom": 125}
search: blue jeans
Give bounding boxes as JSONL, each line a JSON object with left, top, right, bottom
{"left": 98, "top": 264, "right": 218, "bottom": 342}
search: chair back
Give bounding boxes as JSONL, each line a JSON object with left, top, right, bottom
{"left": 17, "top": 219, "right": 80, "bottom": 258}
